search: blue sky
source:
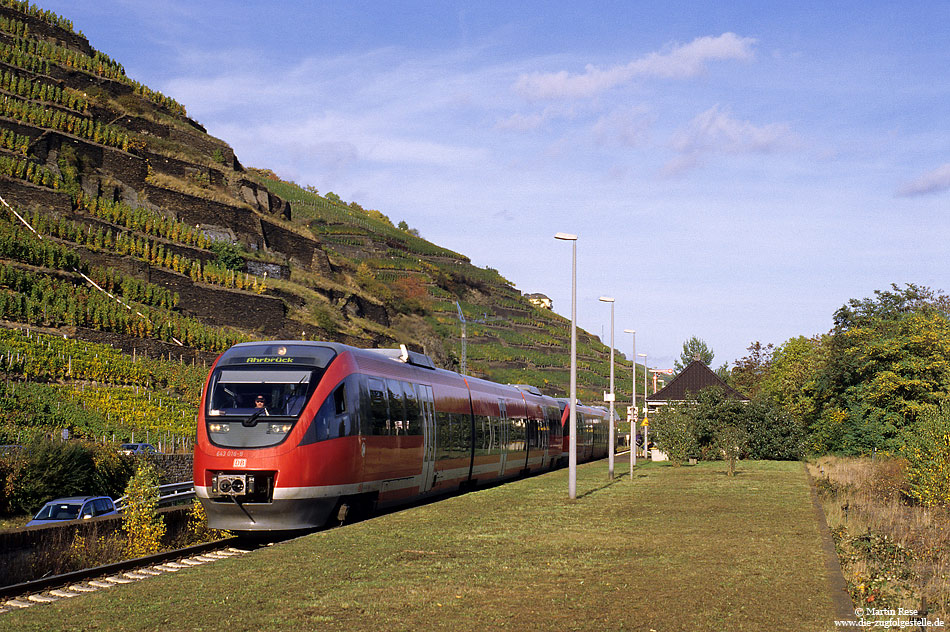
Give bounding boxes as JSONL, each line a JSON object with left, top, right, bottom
{"left": 42, "top": 1, "right": 950, "bottom": 370}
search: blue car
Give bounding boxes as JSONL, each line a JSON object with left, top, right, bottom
{"left": 26, "top": 496, "right": 118, "bottom": 526}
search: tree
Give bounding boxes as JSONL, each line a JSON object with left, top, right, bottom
{"left": 760, "top": 336, "right": 828, "bottom": 435}
{"left": 674, "top": 336, "right": 715, "bottom": 373}
{"left": 812, "top": 284, "right": 950, "bottom": 454}
{"left": 716, "top": 424, "right": 749, "bottom": 476}
{"left": 731, "top": 341, "right": 774, "bottom": 397}
{"left": 900, "top": 401, "right": 950, "bottom": 506}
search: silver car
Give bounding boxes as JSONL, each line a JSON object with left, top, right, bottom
{"left": 26, "top": 496, "right": 118, "bottom": 526}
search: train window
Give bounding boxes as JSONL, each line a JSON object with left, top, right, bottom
{"left": 509, "top": 418, "right": 526, "bottom": 451}
{"left": 547, "top": 406, "right": 562, "bottom": 442}
{"left": 527, "top": 418, "right": 538, "bottom": 449}
{"left": 207, "top": 368, "right": 318, "bottom": 418}
{"left": 368, "top": 378, "right": 389, "bottom": 435}
{"left": 387, "top": 379, "right": 406, "bottom": 434}
{"left": 334, "top": 384, "right": 346, "bottom": 414}
{"left": 451, "top": 413, "right": 472, "bottom": 458}
{"left": 435, "top": 411, "right": 453, "bottom": 460}
{"left": 474, "top": 414, "right": 494, "bottom": 455}
{"left": 404, "top": 382, "right": 422, "bottom": 435}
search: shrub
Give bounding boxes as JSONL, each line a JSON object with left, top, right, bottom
{"left": 209, "top": 241, "right": 245, "bottom": 271}
{"left": 649, "top": 405, "right": 698, "bottom": 465}
{"left": 310, "top": 301, "right": 339, "bottom": 333}
{"left": 183, "top": 499, "right": 229, "bottom": 545}
{"left": 744, "top": 398, "right": 805, "bottom": 460}
{"left": 6, "top": 439, "right": 94, "bottom": 515}
{"left": 0, "top": 439, "right": 135, "bottom": 517}
{"left": 121, "top": 461, "right": 166, "bottom": 557}
{"left": 900, "top": 402, "right": 950, "bottom": 506}
{"left": 691, "top": 388, "right": 804, "bottom": 460}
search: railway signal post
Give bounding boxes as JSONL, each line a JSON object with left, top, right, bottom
{"left": 624, "top": 328, "right": 636, "bottom": 474}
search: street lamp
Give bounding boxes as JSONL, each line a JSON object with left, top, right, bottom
{"left": 599, "top": 296, "right": 615, "bottom": 480}
{"left": 623, "top": 328, "right": 636, "bottom": 474}
{"left": 555, "top": 232, "right": 578, "bottom": 499}
{"left": 638, "top": 352, "right": 647, "bottom": 458}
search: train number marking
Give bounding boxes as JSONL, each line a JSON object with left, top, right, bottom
{"left": 233, "top": 458, "right": 247, "bottom": 467}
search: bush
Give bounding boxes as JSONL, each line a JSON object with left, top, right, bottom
{"left": 182, "top": 499, "right": 229, "bottom": 545}
{"left": 1, "top": 439, "right": 134, "bottom": 516}
{"left": 649, "top": 405, "right": 699, "bottom": 465}
{"left": 209, "top": 241, "right": 245, "bottom": 271}
{"left": 744, "top": 398, "right": 805, "bottom": 460}
{"left": 649, "top": 388, "right": 804, "bottom": 465}
{"left": 121, "top": 461, "right": 166, "bottom": 557}
{"left": 693, "top": 388, "right": 804, "bottom": 460}
{"left": 900, "top": 402, "right": 950, "bottom": 506}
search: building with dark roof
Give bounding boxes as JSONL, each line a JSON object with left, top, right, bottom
{"left": 646, "top": 360, "right": 749, "bottom": 412}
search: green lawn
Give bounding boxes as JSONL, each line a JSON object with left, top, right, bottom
{"left": 2, "top": 460, "right": 841, "bottom": 631}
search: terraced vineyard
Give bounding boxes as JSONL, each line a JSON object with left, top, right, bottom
{"left": 0, "top": 0, "right": 647, "bottom": 452}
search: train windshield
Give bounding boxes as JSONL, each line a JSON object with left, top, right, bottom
{"left": 206, "top": 367, "right": 323, "bottom": 418}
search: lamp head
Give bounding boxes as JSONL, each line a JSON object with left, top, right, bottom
{"left": 554, "top": 232, "right": 578, "bottom": 241}
{"left": 598, "top": 296, "right": 614, "bottom": 303}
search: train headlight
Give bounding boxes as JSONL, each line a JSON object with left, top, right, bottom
{"left": 209, "top": 423, "right": 230, "bottom": 433}
{"left": 213, "top": 474, "right": 255, "bottom": 497}
{"left": 268, "top": 423, "right": 292, "bottom": 434}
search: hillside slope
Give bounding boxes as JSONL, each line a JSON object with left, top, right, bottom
{"left": 0, "top": 1, "right": 645, "bottom": 446}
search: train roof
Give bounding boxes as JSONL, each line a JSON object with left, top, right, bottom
{"left": 218, "top": 342, "right": 556, "bottom": 403}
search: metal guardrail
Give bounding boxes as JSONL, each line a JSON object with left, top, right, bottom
{"left": 114, "top": 481, "right": 194, "bottom": 512}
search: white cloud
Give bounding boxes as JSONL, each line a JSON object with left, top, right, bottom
{"left": 591, "top": 106, "right": 653, "bottom": 147}
{"left": 495, "top": 104, "right": 578, "bottom": 132}
{"left": 896, "top": 164, "right": 950, "bottom": 196}
{"left": 514, "top": 33, "right": 756, "bottom": 100}
{"left": 663, "top": 105, "right": 794, "bottom": 175}
{"left": 495, "top": 111, "right": 549, "bottom": 132}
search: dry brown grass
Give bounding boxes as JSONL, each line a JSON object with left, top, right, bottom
{"left": 144, "top": 172, "right": 252, "bottom": 209}
{"left": 809, "top": 456, "right": 950, "bottom": 622}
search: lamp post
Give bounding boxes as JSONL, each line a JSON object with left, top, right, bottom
{"left": 638, "top": 352, "right": 648, "bottom": 458}
{"left": 623, "top": 328, "right": 636, "bottom": 474}
{"left": 555, "top": 232, "right": 578, "bottom": 499}
{"left": 599, "top": 296, "right": 615, "bottom": 480}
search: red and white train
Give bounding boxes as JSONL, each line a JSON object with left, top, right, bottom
{"left": 194, "top": 341, "right": 609, "bottom": 532}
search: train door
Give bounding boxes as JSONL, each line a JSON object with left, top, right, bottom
{"left": 419, "top": 384, "right": 436, "bottom": 493}
{"left": 497, "top": 399, "right": 508, "bottom": 476}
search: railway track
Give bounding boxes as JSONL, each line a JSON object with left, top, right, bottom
{"left": 0, "top": 536, "right": 250, "bottom": 614}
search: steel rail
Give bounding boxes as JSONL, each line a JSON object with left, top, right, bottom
{"left": 0, "top": 536, "right": 241, "bottom": 601}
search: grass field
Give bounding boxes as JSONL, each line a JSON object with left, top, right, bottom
{"left": 2, "top": 460, "right": 843, "bottom": 632}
